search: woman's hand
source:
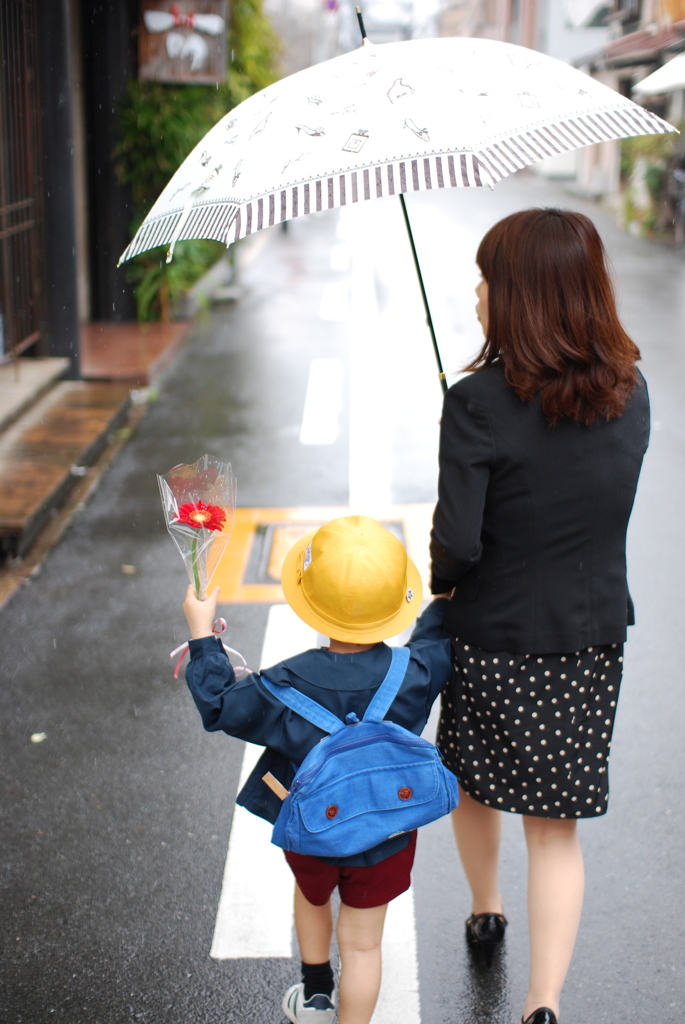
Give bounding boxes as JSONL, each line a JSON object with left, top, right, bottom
{"left": 183, "top": 584, "right": 220, "bottom": 639}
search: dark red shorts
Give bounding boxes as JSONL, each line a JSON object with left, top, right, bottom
{"left": 284, "top": 832, "right": 417, "bottom": 909}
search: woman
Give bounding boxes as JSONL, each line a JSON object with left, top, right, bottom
{"left": 430, "top": 209, "right": 649, "bottom": 1024}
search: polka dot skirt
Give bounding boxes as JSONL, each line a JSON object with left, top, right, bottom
{"left": 436, "top": 638, "right": 624, "bottom": 819}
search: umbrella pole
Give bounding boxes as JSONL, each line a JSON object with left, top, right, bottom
{"left": 355, "top": 6, "right": 367, "bottom": 40}
{"left": 399, "top": 193, "right": 447, "bottom": 394}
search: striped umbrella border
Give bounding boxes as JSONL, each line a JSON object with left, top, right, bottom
{"left": 118, "top": 105, "right": 672, "bottom": 262}
{"left": 119, "top": 153, "right": 488, "bottom": 260}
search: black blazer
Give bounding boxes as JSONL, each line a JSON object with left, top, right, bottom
{"left": 430, "top": 362, "right": 650, "bottom": 654}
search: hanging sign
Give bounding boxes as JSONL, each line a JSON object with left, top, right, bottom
{"left": 139, "top": 1, "right": 228, "bottom": 84}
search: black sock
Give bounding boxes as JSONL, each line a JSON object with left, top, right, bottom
{"left": 301, "top": 960, "right": 334, "bottom": 1000}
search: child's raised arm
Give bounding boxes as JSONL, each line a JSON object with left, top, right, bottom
{"left": 183, "top": 584, "right": 220, "bottom": 639}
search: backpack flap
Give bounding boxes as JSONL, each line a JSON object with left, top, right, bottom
{"left": 272, "top": 722, "right": 458, "bottom": 858}
{"left": 299, "top": 735, "right": 444, "bottom": 832}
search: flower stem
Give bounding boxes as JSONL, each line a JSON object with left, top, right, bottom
{"left": 192, "top": 535, "right": 201, "bottom": 597}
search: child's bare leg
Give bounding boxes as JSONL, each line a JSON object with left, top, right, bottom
{"left": 293, "top": 883, "right": 333, "bottom": 963}
{"left": 336, "top": 902, "right": 388, "bottom": 1024}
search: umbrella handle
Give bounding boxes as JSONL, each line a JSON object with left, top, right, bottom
{"left": 399, "top": 193, "right": 447, "bottom": 395}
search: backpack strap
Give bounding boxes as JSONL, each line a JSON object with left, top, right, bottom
{"left": 260, "top": 644, "right": 410, "bottom": 734}
{"left": 362, "top": 645, "right": 410, "bottom": 723}
{"left": 260, "top": 674, "right": 347, "bottom": 735}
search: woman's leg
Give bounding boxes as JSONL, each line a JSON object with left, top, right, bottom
{"left": 293, "top": 882, "right": 333, "bottom": 963}
{"left": 336, "top": 902, "right": 388, "bottom": 1024}
{"left": 522, "top": 815, "right": 584, "bottom": 1020}
{"left": 451, "top": 786, "right": 504, "bottom": 913}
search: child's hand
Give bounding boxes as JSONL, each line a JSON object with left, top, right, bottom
{"left": 183, "top": 584, "right": 220, "bottom": 640}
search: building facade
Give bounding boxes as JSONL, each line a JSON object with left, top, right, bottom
{"left": 1, "top": 0, "right": 141, "bottom": 378}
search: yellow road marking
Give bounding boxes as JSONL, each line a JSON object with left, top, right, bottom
{"left": 211, "top": 504, "right": 434, "bottom": 603}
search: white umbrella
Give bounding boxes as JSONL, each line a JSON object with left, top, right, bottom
{"left": 632, "top": 53, "right": 685, "bottom": 95}
{"left": 120, "top": 35, "right": 673, "bottom": 264}
{"left": 119, "top": 33, "right": 674, "bottom": 387}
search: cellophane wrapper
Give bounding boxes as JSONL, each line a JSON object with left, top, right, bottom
{"left": 157, "top": 454, "right": 236, "bottom": 597}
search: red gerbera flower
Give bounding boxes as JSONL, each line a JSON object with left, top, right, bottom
{"left": 174, "top": 500, "right": 226, "bottom": 531}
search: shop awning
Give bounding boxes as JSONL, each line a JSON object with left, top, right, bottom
{"left": 578, "top": 22, "right": 685, "bottom": 69}
{"left": 633, "top": 52, "right": 685, "bottom": 94}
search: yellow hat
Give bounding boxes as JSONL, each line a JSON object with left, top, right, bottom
{"left": 281, "top": 515, "right": 423, "bottom": 643}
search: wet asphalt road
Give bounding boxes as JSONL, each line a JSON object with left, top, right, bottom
{"left": 1, "top": 171, "right": 684, "bottom": 1024}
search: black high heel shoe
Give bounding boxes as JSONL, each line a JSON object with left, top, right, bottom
{"left": 521, "top": 1009, "right": 557, "bottom": 1024}
{"left": 465, "top": 912, "right": 507, "bottom": 966}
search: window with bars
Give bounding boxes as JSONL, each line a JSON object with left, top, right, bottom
{"left": 0, "top": 0, "right": 43, "bottom": 363}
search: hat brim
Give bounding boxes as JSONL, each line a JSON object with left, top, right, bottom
{"left": 281, "top": 527, "right": 424, "bottom": 643}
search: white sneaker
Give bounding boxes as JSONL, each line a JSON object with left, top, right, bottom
{"left": 282, "top": 982, "right": 336, "bottom": 1024}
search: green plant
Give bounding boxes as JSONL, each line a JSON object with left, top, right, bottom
{"left": 620, "top": 120, "right": 684, "bottom": 237}
{"left": 620, "top": 121, "right": 684, "bottom": 178}
{"left": 125, "top": 240, "right": 225, "bottom": 322}
{"left": 622, "top": 190, "right": 637, "bottom": 227}
{"left": 115, "top": 0, "right": 281, "bottom": 321}
{"left": 645, "top": 162, "right": 667, "bottom": 201}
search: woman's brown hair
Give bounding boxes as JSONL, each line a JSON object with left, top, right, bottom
{"left": 469, "top": 208, "right": 641, "bottom": 425}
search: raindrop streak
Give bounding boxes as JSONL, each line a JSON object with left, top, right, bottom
{"left": 53, "top": 638, "right": 57, "bottom": 649}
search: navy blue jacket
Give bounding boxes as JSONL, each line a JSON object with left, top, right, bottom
{"left": 186, "top": 598, "right": 452, "bottom": 865}
{"left": 431, "top": 363, "right": 650, "bottom": 654}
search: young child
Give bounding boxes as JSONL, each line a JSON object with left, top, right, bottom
{"left": 183, "top": 515, "right": 452, "bottom": 1024}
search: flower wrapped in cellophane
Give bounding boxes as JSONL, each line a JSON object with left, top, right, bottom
{"left": 157, "top": 454, "right": 236, "bottom": 597}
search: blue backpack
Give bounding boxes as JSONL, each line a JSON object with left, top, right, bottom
{"left": 260, "top": 646, "right": 459, "bottom": 858}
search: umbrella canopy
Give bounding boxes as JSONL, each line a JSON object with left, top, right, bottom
{"left": 632, "top": 53, "right": 685, "bottom": 96}
{"left": 119, "top": 35, "right": 674, "bottom": 265}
